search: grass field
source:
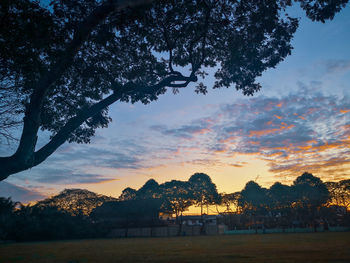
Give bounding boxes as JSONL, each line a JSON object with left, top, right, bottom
{"left": 1, "top": 232, "right": 350, "bottom": 263}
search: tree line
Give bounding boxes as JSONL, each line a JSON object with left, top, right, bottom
{"left": 118, "top": 172, "right": 350, "bottom": 230}
{"left": 1, "top": 172, "right": 349, "bottom": 241}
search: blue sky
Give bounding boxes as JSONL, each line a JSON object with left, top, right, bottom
{"left": 1, "top": 3, "right": 349, "bottom": 203}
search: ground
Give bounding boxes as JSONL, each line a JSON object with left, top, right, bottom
{"left": 1, "top": 232, "right": 350, "bottom": 263}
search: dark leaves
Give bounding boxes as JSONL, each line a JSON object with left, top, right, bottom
{"left": 1, "top": 0, "right": 347, "bottom": 144}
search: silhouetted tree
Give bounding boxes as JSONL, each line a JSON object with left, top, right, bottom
{"left": 13, "top": 204, "right": 93, "bottom": 241}
{"left": 269, "top": 182, "right": 292, "bottom": 206}
{"left": 35, "top": 188, "right": 117, "bottom": 216}
{"left": 293, "top": 172, "right": 329, "bottom": 208}
{"left": 239, "top": 181, "right": 271, "bottom": 232}
{"left": 221, "top": 192, "right": 241, "bottom": 213}
{"left": 292, "top": 172, "right": 329, "bottom": 230}
{"left": 326, "top": 180, "right": 350, "bottom": 210}
{"left": 1, "top": 0, "right": 348, "bottom": 180}
{"left": 160, "top": 180, "right": 193, "bottom": 222}
{"left": 268, "top": 182, "right": 293, "bottom": 228}
{"left": 239, "top": 181, "right": 270, "bottom": 212}
{"left": 0, "top": 87, "right": 23, "bottom": 144}
{"left": 189, "top": 173, "right": 220, "bottom": 215}
{"left": 137, "top": 179, "right": 160, "bottom": 199}
{"left": 119, "top": 187, "right": 137, "bottom": 201}
{"left": 0, "top": 197, "right": 19, "bottom": 240}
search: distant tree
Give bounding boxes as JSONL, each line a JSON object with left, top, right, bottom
{"left": 268, "top": 182, "right": 293, "bottom": 228}
{"left": 292, "top": 172, "right": 329, "bottom": 230}
{"left": 325, "top": 180, "right": 350, "bottom": 210}
{"left": 221, "top": 192, "right": 241, "bottom": 213}
{"left": 0, "top": 197, "right": 19, "bottom": 214}
{"left": 1, "top": 0, "right": 348, "bottom": 181}
{"left": 13, "top": 204, "right": 92, "bottom": 241}
{"left": 137, "top": 179, "right": 160, "bottom": 199}
{"left": 338, "top": 180, "right": 350, "bottom": 210}
{"left": 160, "top": 180, "right": 193, "bottom": 222}
{"left": 239, "top": 181, "right": 270, "bottom": 232}
{"left": 239, "top": 181, "right": 270, "bottom": 214}
{"left": 0, "top": 197, "right": 19, "bottom": 240}
{"left": 34, "top": 188, "right": 117, "bottom": 216}
{"left": 292, "top": 172, "right": 329, "bottom": 208}
{"left": 119, "top": 187, "right": 137, "bottom": 201}
{"left": 268, "top": 182, "right": 293, "bottom": 211}
{"left": 188, "top": 173, "right": 220, "bottom": 215}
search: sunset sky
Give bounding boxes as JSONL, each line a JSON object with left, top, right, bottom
{"left": 0, "top": 3, "right": 349, "bottom": 204}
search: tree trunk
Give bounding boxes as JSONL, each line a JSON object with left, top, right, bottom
{"left": 0, "top": 0, "right": 156, "bottom": 182}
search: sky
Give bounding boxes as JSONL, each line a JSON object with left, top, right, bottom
{"left": 0, "top": 3, "right": 350, "bottom": 204}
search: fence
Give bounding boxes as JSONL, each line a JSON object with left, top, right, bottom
{"left": 108, "top": 224, "right": 228, "bottom": 238}
{"left": 224, "top": 226, "right": 350, "bottom": 235}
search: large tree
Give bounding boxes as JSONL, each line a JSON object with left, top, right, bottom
{"left": 34, "top": 188, "right": 117, "bottom": 216}
{"left": 136, "top": 178, "right": 161, "bottom": 199}
{"left": 119, "top": 187, "right": 138, "bottom": 201}
{"left": 292, "top": 172, "right": 329, "bottom": 209}
{"left": 292, "top": 172, "right": 329, "bottom": 229}
{"left": 221, "top": 191, "right": 241, "bottom": 213}
{"left": 189, "top": 172, "right": 220, "bottom": 215}
{"left": 239, "top": 180, "right": 270, "bottom": 213}
{"left": 160, "top": 180, "right": 193, "bottom": 221}
{"left": 239, "top": 180, "right": 270, "bottom": 232}
{"left": 0, "top": 0, "right": 348, "bottom": 181}
{"left": 325, "top": 180, "right": 350, "bottom": 210}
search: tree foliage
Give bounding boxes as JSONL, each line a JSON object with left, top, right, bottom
{"left": 160, "top": 180, "right": 193, "bottom": 220}
{"left": 239, "top": 181, "right": 270, "bottom": 212}
{"left": 221, "top": 192, "right": 241, "bottom": 213}
{"left": 189, "top": 173, "right": 220, "bottom": 214}
{"left": 268, "top": 182, "right": 293, "bottom": 210}
{"left": 292, "top": 172, "right": 329, "bottom": 208}
{"left": 1, "top": 172, "right": 350, "bottom": 241}
{"left": 119, "top": 187, "right": 137, "bottom": 201}
{"left": 136, "top": 179, "right": 161, "bottom": 199}
{"left": 325, "top": 180, "right": 350, "bottom": 209}
{"left": 0, "top": 0, "right": 348, "bottom": 180}
{"left": 34, "top": 188, "right": 117, "bottom": 216}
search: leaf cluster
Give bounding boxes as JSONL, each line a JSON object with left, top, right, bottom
{"left": 3, "top": 0, "right": 346, "bottom": 143}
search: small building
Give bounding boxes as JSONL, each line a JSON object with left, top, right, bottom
{"left": 181, "top": 214, "right": 218, "bottom": 226}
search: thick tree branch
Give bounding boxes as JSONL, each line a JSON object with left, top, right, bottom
{"left": 13, "top": 0, "right": 154, "bottom": 167}
{"left": 35, "top": 73, "right": 196, "bottom": 165}
{"left": 0, "top": 72, "right": 197, "bottom": 181}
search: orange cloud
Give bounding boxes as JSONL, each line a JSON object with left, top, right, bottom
{"left": 247, "top": 140, "right": 260, "bottom": 145}
{"left": 249, "top": 124, "right": 294, "bottom": 137}
{"left": 298, "top": 145, "right": 312, "bottom": 150}
{"left": 340, "top": 109, "right": 350, "bottom": 114}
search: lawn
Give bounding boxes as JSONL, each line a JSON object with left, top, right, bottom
{"left": 1, "top": 232, "right": 350, "bottom": 263}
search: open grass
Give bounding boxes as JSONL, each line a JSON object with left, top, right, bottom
{"left": 1, "top": 232, "right": 350, "bottom": 263}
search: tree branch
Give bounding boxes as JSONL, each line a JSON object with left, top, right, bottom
{"left": 34, "top": 73, "right": 197, "bottom": 168}
{"left": 13, "top": 0, "right": 154, "bottom": 166}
